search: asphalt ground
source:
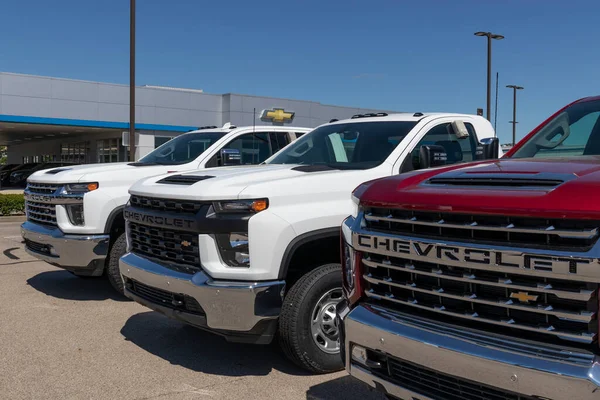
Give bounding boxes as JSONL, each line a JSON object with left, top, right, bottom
{"left": 0, "top": 217, "right": 385, "bottom": 400}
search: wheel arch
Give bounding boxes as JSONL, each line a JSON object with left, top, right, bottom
{"left": 278, "top": 227, "right": 341, "bottom": 282}
{"left": 104, "top": 205, "right": 125, "bottom": 242}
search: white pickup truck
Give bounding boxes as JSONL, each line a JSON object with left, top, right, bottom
{"left": 21, "top": 124, "right": 311, "bottom": 293}
{"left": 119, "top": 112, "right": 500, "bottom": 373}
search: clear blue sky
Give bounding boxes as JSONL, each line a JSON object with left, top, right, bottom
{"left": 1, "top": 0, "right": 599, "bottom": 144}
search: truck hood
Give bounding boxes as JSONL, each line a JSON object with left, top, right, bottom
{"left": 26, "top": 162, "right": 190, "bottom": 186}
{"left": 130, "top": 163, "right": 381, "bottom": 201}
{"left": 360, "top": 156, "right": 600, "bottom": 219}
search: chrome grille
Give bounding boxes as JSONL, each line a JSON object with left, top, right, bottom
{"left": 26, "top": 183, "right": 59, "bottom": 194}
{"left": 361, "top": 253, "right": 598, "bottom": 344}
{"left": 128, "top": 222, "right": 200, "bottom": 273}
{"left": 25, "top": 201, "right": 57, "bottom": 225}
{"left": 364, "top": 207, "right": 599, "bottom": 251}
{"left": 130, "top": 195, "right": 203, "bottom": 214}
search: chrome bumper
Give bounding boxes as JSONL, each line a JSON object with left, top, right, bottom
{"left": 342, "top": 304, "right": 600, "bottom": 400}
{"left": 21, "top": 221, "right": 109, "bottom": 272}
{"left": 119, "top": 252, "right": 285, "bottom": 334}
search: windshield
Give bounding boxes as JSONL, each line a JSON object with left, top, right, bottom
{"left": 137, "top": 131, "right": 226, "bottom": 165}
{"left": 511, "top": 99, "right": 600, "bottom": 159}
{"left": 267, "top": 121, "right": 417, "bottom": 169}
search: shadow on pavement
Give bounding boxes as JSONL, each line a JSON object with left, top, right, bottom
{"left": 307, "top": 375, "right": 386, "bottom": 400}
{"left": 120, "top": 311, "right": 312, "bottom": 378}
{"left": 26, "top": 270, "right": 129, "bottom": 302}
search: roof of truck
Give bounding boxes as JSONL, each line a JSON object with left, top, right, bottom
{"left": 327, "top": 112, "right": 484, "bottom": 125}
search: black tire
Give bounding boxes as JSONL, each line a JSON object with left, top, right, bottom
{"left": 279, "top": 263, "right": 344, "bottom": 374}
{"left": 106, "top": 232, "right": 127, "bottom": 295}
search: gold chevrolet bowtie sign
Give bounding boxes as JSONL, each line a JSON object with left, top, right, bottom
{"left": 510, "top": 291, "right": 538, "bottom": 304}
{"left": 261, "top": 108, "right": 295, "bottom": 124}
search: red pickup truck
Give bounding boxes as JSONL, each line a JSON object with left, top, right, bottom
{"left": 339, "top": 96, "right": 600, "bottom": 400}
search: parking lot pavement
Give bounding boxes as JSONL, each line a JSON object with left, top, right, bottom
{"left": 0, "top": 219, "right": 385, "bottom": 400}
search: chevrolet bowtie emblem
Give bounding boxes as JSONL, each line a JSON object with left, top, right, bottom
{"left": 261, "top": 108, "right": 295, "bottom": 124}
{"left": 181, "top": 240, "right": 191, "bottom": 247}
{"left": 510, "top": 291, "right": 538, "bottom": 304}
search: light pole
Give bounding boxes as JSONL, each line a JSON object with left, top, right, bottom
{"left": 506, "top": 85, "right": 524, "bottom": 146}
{"left": 129, "top": 0, "right": 136, "bottom": 161}
{"left": 474, "top": 31, "right": 504, "bottom": 121}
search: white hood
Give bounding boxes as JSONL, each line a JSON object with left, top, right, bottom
{"left": 129, "top": 163, "right": 386, "bottom": 202}
{"left": 26, "top": 162, "right": 195, "bottom": 186}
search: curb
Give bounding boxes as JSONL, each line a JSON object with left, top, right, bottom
{"left": 0, "top": 215, "right": 26, "bottom": 223}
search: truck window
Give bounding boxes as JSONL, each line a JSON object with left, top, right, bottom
{"left": 270, "top": 132, "right": 291, "bottom": 154}
{"left": 137, "top": 131, "right": 226, "bottom": 165}
{"left": 268, "top": 121, "right": 417, "bottom": 170}
{"left": 401, "top": 122, "right": 479, "bottom": 173}
{"left": 206, "top": 132, "right": 273, "bottom": 166}
{"left": 512, "top": 99, "right": 600, "bottom": 159}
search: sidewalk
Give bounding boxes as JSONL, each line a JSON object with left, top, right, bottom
{"left": 0, "top": 188, "right": 24, "bottom": 194}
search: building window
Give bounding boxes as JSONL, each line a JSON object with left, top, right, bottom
{"left": 61, "top": 142, "right": 87, "bottom": 164}
{"left": 97, "top": 138, "right": 123, "bottom": 163}
{"left": 154, "top": 136, "right": 172, "bottom": 148}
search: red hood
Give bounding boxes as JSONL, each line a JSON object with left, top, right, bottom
{"left": 360, "top": 156, "right": 600, "bottom": 219}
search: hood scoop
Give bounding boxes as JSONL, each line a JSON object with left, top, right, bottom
{"left": 426, "top": 172, "right": 575, "bottom": 188}
{"left": 157, "top": 174, "right": 215, "bottom": 185}
{"left": 45, "top": 168, "right": 72, "bottom": 174}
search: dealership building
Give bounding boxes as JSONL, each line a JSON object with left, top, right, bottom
{"left": 0, "top": 72, "right": 393, "bottom": 165}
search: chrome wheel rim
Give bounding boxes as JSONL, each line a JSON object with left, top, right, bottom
{"left": 311, "top": 287, "right": 343, "bottom": 354}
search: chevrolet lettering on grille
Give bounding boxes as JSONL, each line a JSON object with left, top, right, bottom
{"left": 353, "top": 233, "right": 600, "bottom": 281}
{"left": 124, "top": 209, "right": 195, "bottom": 229}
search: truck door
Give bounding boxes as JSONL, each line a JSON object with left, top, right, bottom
{"left": 398, "top": 121, "right": 480, "bottom": 174}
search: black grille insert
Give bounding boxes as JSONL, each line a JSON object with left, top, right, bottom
{"left": 130, "top": 195, "right": 204, "bottom": 214}
{"left": 24, "top": 239, "right": 52, "bottom": 256}
{"left": 126, "top": 279, "right": 204, "bottom": 315}
{"left": 375, "top": 356, "right": 536, "bottom": 400}
{"left": 129, "top": 222, "right": 201, "bottom": 273}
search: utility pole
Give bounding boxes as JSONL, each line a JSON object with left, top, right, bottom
{"left": 494, "top": 72, "right": 499, "bottom": 136}
{"left": 474, "top": 32, "right": 504, "bottom": 121}
{"left": 129, "top": 0, "right": 136, "bottom": 161}
{"left": 506, "top": 85, "right": 524, "bottom": 146}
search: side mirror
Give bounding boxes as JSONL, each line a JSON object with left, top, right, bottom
{"left": 219, "top": 148, "right": 241, "bottom": 166}
{"left": 475, "top": 137, "right": 499, "bottom": 160}
{"left": 419, "top": 145, "right": 448, "bottom": 169}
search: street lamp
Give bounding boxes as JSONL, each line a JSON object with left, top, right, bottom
{"left": 129, "top": 0, "right": 136, "bottom": 162}
{"left": 506, "top": 85, "right": 524, "bottom": 146}
{"left": 474, "top": 31, "right": 504, "bottom": 121}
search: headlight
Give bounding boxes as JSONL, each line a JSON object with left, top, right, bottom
{"left": 215, "top": 233, "right": 250, "bottom": 267}
{"left": 213, "top": 199, "right": 268, "bottom": 214}
{"left": 64, "top": 182, "right": 99, "bottom": 193}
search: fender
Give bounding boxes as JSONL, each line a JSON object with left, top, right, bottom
{"left": 104, "top": 205, "right": 125, "bottom": 234}
{"left": 278, "top": 227, "right": 340, "bottom": 280}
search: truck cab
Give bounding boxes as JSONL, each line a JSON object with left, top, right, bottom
{"left": 118, "top": 112, "right": 499, "bottom": 373}
{"left": 340, "top": 96, "right": 600, "bottom": 399}
{"left": 21, "top": 123, "right": 311, "bottom": 294}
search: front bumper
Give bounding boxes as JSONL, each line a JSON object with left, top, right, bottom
{"left": 119, "top": 253, "right": 285, "bottom": 344}
{"left": 341, "top": 303, "right": 600, "bottom": 400}
{"left": 21, "top": 221, "right": 109, "bottom": 274}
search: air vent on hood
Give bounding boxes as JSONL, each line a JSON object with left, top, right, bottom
{"left": 427, "top": 177, "right": 564, "bottom": 187}
{"left": 157, "top": 174, "right": 214, "bottom": 185}
{"left": 292, "top": 165, "right": 338, "bottom": 172}
{"left": 45, "top": 168, "right": 71, "bottom": 174}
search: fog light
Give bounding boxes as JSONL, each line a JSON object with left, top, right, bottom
{"left": 215, "top": 233, "right": 250, "bottom": 267}
{"left": 66, "top": 204, "right": 85, "bottom": 226}
{"left": 351, "top": 345, "right": 368, "bottom": 366}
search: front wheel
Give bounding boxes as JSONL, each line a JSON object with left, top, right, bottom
{"left": 106, "top": 232, "right": 127, "bottom": 295}
{"left": 279, "top": 263, "right": 344, "bottom": 373}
